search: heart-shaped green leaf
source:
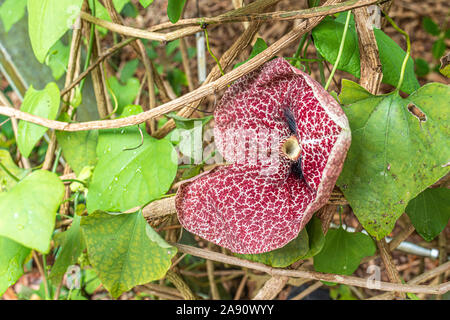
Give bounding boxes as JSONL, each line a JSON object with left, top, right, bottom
{"left": 0, "top": 0, "right": 27, "bottom": 33}
{"left": 86, "top": 123, "right": 177, "bottom": 213}
{"left": 405, "top": 188, "right": 450, "bottom": 242}
{"left": 167, "top": 0, "right": 186, "bottom": 24}
{"left": 17, "top": 82, "right": 60, "bottom": 158}
{"left": 120, "top": 59, "right": 139, "bottom": 83}
{"left": 28, "top": 0, "right": 83, "bottom": 63}
{"left": 314, "top": 228, "right": 376, "bottom": 275}
{"left": 80, "top": 210, "right": 176, "bottom": 298}
{"left": 49, "top": 214, "right": 85, "bottom": 285}
{"left": 0, "top": 170, "right": 64, "bottom": 252}
{"left": 312, "top": 17, "right": 420, "bottom": 94}
{"left": 0, "top": 236, "right": 30, "bottom": 296}
{"left": 302, "top": 216, "right": 325, "bottom": 259}
{"left": 338, "top": 81, "right": 450, "bottom": 239}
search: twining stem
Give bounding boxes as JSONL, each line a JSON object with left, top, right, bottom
{"left": 0, "top": 161, "right": 20, "bottom": 182}
{"left": 204, "top": 27, "right": 225, "bottom": 76}
{"left": 382, "top": 10, "right": 410, "bottom": 91}
{"left": 165, "top": 270, "right": 196, "bottom": 300}
{"left": 149, "top": 0, "right": 381, "bottom": 31}
{"left": 42, "top": 253, "right": 52, "bottom": 298}
{"left": 153, "top": 14, "right": 266, "bottom": 139}
{"left": 325, "top": 10, "right": 352, "bottom": 91}
{"left": 206, "top": 242, "right": 220, "bottom": 299}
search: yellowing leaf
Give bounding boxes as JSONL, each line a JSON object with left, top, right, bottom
{"left": 81, "top": 210, "right": 176, "bottom": 298}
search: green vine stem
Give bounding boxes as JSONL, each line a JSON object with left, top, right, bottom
{"left": 292, "top": 33, "right": 308, "bottom": 69}
{"left": 203, "top": 26, "right": 225, "bottom": 76}
{"left": 325, "top": 10, "right": 352, "bottom": 91}
{"left": 382, "top": 10, "right": 411, "bottom": 92}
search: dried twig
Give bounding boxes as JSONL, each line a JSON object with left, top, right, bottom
{"left": 179, "top": 37, "right": 195, "bottom": 92}
{"left": 80, "top": 11, "right": 201, "bottom": 42}
{"left": 153, "top": 17, "right": 265, "bottom": 138}
{"left": 0, "top": 0, "right": 343, "bottom": 132}
{"left": 234, "top": 274, "right": 249, "bottom": 300}
{"left": 60, "top": 37, "right": 136, "bottom": 97}
{"left": 353, "top": 5, "right": 383, "bottom": 94}
{"left": 81, "top": 0, "right": 373, "bottom": 42}
{"left": 206, "top": 243, "right": 221, "bottom": 299}
{"left": 42, "top": 15, "right": 83, "bottom": 171}
{"left": 368, "top": 261, "right": 450, "bottom": 300}
{"left": 81, "top": 13, "right": 111, "bottom": 118}
{"left": 139, "top": 283, "right": 184, "bottom": 300}
{"left": 377, "top": 238, "right": 406, "bottom": 299}
{"left": 165, "top": 270, "right": 196, "bottom": 300}
{"left": 437, "top": 232, "right": 448, "bottom": 300}
{"left": 172, "top": 243, "right": 449, "bottom": 295}
{"left": 150, "top": 0, "right": 381, "bottom": 31}
{"left": 252, "top": 276, "right": 288, "bottom": 300}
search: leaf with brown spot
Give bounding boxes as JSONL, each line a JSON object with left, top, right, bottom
{"left": 338, "top": 81, "right": 450, "bottom": 239}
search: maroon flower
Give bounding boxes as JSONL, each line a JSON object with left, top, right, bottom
{"left": 175, "top": 58, "right": 351, "bottom": 254}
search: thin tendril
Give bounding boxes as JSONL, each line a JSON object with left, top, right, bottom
{"left": 62, "top": 179, "right": 88, "bottom": 187}
{"left": 203, "top": 26, "right": 224, "bottom": 77}
{"left": 382, "top": 10, "right": 410, "bottom": 92}
{"left": 123, "top": 125, "right": 144, "bottom": 151}
{"left": 325, "top": 10, "right": 352, "bottom": 91}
